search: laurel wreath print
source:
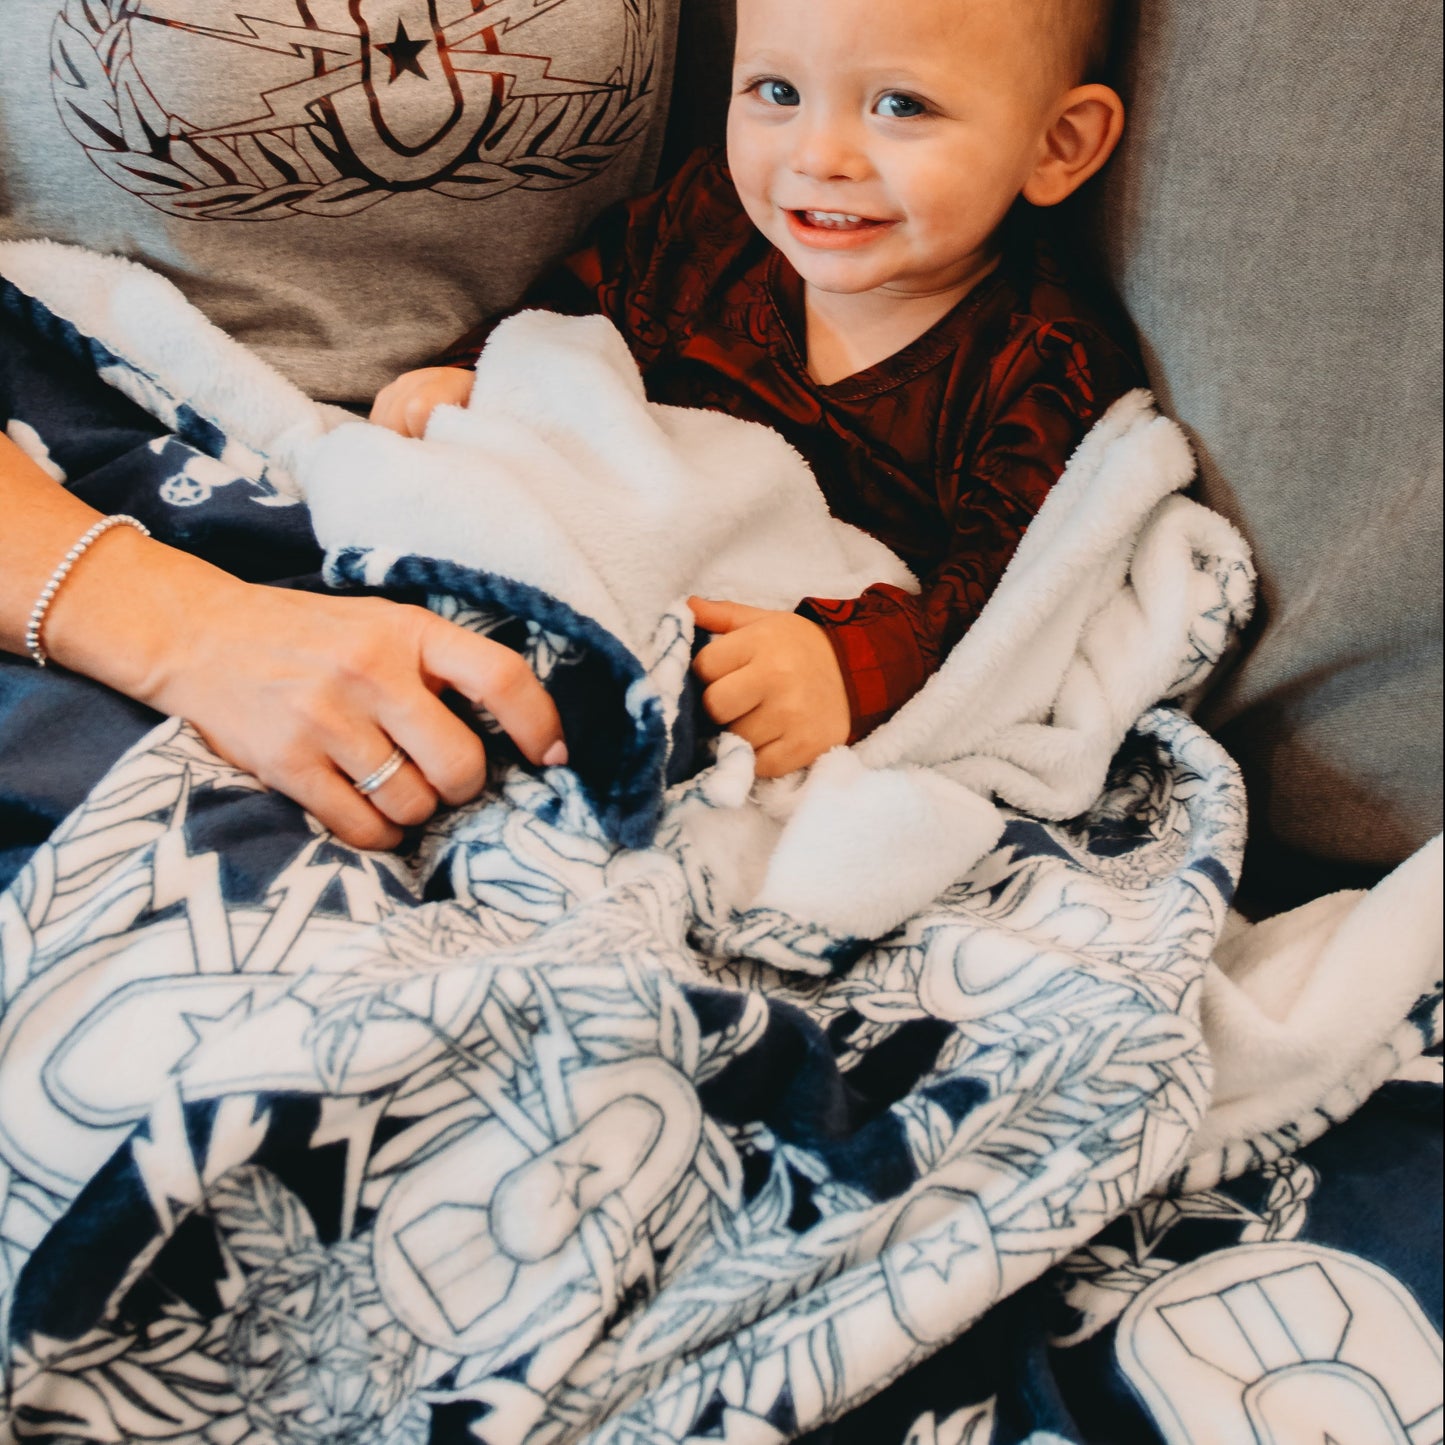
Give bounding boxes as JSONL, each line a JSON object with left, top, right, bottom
{"left": 50, "top": 0, "right": 658, "bottom": 220}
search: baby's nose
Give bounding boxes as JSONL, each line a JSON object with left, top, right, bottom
{"left": 789, "top": 116, "right": 870, "bottom": 182}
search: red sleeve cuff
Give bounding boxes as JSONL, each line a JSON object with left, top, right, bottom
{"left": 797, "top": 586, "right": 931, "bottom": 742}
{"left": 431, "top": 332, "right": 490, "bottom": 370}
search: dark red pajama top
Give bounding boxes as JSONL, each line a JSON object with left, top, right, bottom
{"left": 439, "top": 149, "right": 1141, "bottom": 740}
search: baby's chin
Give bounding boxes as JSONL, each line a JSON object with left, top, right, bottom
{"left": 792, "top": 262, "right": 972, "bottom": 302}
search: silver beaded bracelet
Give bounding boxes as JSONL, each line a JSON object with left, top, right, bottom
{"left": 25, "top": 514, "right": 152, "bottom": 668}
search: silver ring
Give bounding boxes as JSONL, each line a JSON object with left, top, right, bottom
{"left": 353, "top": 745, "right": 408, "bottom": 796}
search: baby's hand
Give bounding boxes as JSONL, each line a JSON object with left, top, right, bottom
{"left": 370, "top": 366, "right": 474, "bottom": 437}
{"left": 688, "top": 597, "right": 850, "bottom": 777}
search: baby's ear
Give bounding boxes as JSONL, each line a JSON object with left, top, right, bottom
{"left": 1023, "top": 84, "right": 1126, "bottom": 208}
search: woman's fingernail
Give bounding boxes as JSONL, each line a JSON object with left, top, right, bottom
{"left": 542, "top": 741, "right": 569, "bottom": 768}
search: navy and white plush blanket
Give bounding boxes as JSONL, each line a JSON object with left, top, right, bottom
{"left": 1, "top": 243, "right": 1439, "bottom": 1445}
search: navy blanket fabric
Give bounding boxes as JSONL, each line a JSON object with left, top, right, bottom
{"left": 1, "top": 263, "right": 1441, "bottom": 1445}
{"left": 0, "top": 273, "right": 321, "bottom": 887}
{"left": 802, "top": 1064, "right": 1444, "bottom": 1445}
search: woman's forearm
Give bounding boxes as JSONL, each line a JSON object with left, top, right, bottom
{"left": 1, "top": 430, "right": 566, "bottom": 849}
{"left": 0, "top": 431, "right": 243, "bottom": 700}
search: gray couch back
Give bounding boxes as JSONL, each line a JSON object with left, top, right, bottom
{"left": 670, "top": 0, "right": 1443, "bottom": 907}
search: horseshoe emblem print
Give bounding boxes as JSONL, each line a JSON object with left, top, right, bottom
{"left": 49, "top": 0, "right": 654, "bottom": 215}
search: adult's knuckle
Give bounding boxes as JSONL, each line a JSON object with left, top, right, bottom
{"left": 485, "top": 649, "right": 533, "bottom": 702}
{"left": 395, "top": 601, "right": 438, "bottom": 640}
{"left": 388, "top": 785, "right": 438, "bottom": 829}
{"left": 432, "top": 737, "right": 487, "bottom": 801}
{"left": 334, "top": 630, "right": 391, "bottom": 682}
{"left": 271, "top": 740, "right": 319, "bottom": 782}
{"left": 348, "top": 814, "right": 398, "bottom": 851}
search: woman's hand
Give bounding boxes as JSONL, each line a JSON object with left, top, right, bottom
{"left": 370, "top": 366, "right": 475, "bottom": 437}
{"left": 138, "top": 579, "right": 567, "bottom": 850}
{"left": 689, "top": 596, "right": 851, "bottom": 778}
{"left": 3, "top": 433, "right": 565, "bottom": 852}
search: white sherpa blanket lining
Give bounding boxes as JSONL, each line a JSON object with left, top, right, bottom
{"left": 0, "top": 237, "right": 1438, "bottom": 1163}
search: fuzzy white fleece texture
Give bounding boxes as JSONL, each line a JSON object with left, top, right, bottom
{"left": 1192, "top": 833, "right": 1443, "bottom": 1156}
{"left": 0, "top": 239, "right": 344, "bottom": 490}
{"left": 4, "top": 240, "right": 1438, "bottom": 1151}
{"left": 304, "top": 308, "right": 917, "bottom": 672}
{"left": 742, "top": 390, "right": 1256, "bottom": 937}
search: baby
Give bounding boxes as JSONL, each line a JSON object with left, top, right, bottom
{"left": 373, "top": 0, "right": 1138, "bottom": 778}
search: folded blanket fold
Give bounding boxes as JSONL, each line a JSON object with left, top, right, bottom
{"left": 0, "top": 240, "right": 1256, "bottom": 942}
{"left": 0, "top": 239, "right": 1440, "bottom": 1445}
{"left": 1189, "top": 832, "right": 1444, "bottom": 1163}
{"left": 301, "top": 307, "right": 1256, "bottom": 939}
{"left": 303, "top": 308, "right": 917, "bottom": 678}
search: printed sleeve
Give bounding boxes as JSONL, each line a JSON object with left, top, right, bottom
{"left": 432, "top": 147, "right": 722, "bottom": 370}
{"left": 800, "top": 321, "right": 1141, "bottom": 741}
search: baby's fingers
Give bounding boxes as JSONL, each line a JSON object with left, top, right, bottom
{"left": 727, "top": 707, "right": 784, "bottom": 756}
{"left": 369, "top": 367, "right": 472, "bottom": 437}
{"left": 403, "top": 392, "right": 439, "bottom": 438}
{"left": 688, "top": 596, "right": 769, "bottom": 634}
{"left": 369, "top": 377, "right": 411, "bottom": 433}
{"left": 691, "top": 629, "right": 754, "bottom": 686}
{"left": 751, "top": 735, "right": 816, "bottom": 779}
{"left": 701, "top": 669, "right": 765, "bottom": 728}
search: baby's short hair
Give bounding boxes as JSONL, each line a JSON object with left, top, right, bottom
{"left": 1041, "top": 0, "right": 1119, "bottom": 85}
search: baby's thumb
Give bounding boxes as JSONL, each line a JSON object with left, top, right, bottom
{"left": 687, "top": 596, "right": 761, "bottom": 633}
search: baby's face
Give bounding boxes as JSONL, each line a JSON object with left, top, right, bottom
{"left": 728, "top": 0, "right": 1067, "bottom": 308}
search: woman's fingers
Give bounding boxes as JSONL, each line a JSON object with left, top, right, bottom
{"left": 271, "top": 757, "right": 405, "bottom": 852}
{"left": 339, "top": 734, "right": 442, "bottom": 827}
{"left": 418, "top": 615, "right": 567, "bottom": 769}
{"left": 148, "top": 581, "right": 566, "bottom": 847}
{"left": 374, "top": 687, "right": 488, "bottom": 808}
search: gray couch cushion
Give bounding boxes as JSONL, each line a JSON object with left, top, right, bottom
{"left": 1100, "top": 0, "right": 1443, "bottom": 898}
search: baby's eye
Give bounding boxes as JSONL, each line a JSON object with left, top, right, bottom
{"left": 875, "top": 92, "right": 927, "bottom": 119}
{"left": 754, "top": 78, "right": 801, "bottom": 107}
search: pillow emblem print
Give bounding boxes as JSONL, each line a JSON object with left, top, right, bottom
{"left": 48, "top": 0, "right": 657, "bottom": 215}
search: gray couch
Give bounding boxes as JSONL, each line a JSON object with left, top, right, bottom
{"left": 668, "top": 0, "right": 1444, "bottom": 915}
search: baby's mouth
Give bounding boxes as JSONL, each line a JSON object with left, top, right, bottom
{"left": 793, "top": 209, "right": 886, "bottom": 231}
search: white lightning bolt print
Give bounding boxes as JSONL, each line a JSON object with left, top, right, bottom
{"left": 447, "top": 0, "right": 572, "bottom": 42}
{"left": 447, "top": 48, "right": 615, "bottom": 103}
{"left": 312, "top": 1095, "right": 390, "bottom": 1242}
{"left": 131, "top": 3, "right": 359, "bottom": 59}
{"left": 130, "top": 1084, "right": 207, "bottom": 1236}
{"left": 167, "top": 2, "right": 606, "bottom": 141}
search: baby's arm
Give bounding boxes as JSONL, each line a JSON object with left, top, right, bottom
{"left": 370, "top": 365, "right": 473, "bottom": 437}
{"left": 792, "top": 321, "right": 1144, "bottom": 743}
{"left": 688, "top": 597, "right": 850, "bottom": 777}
